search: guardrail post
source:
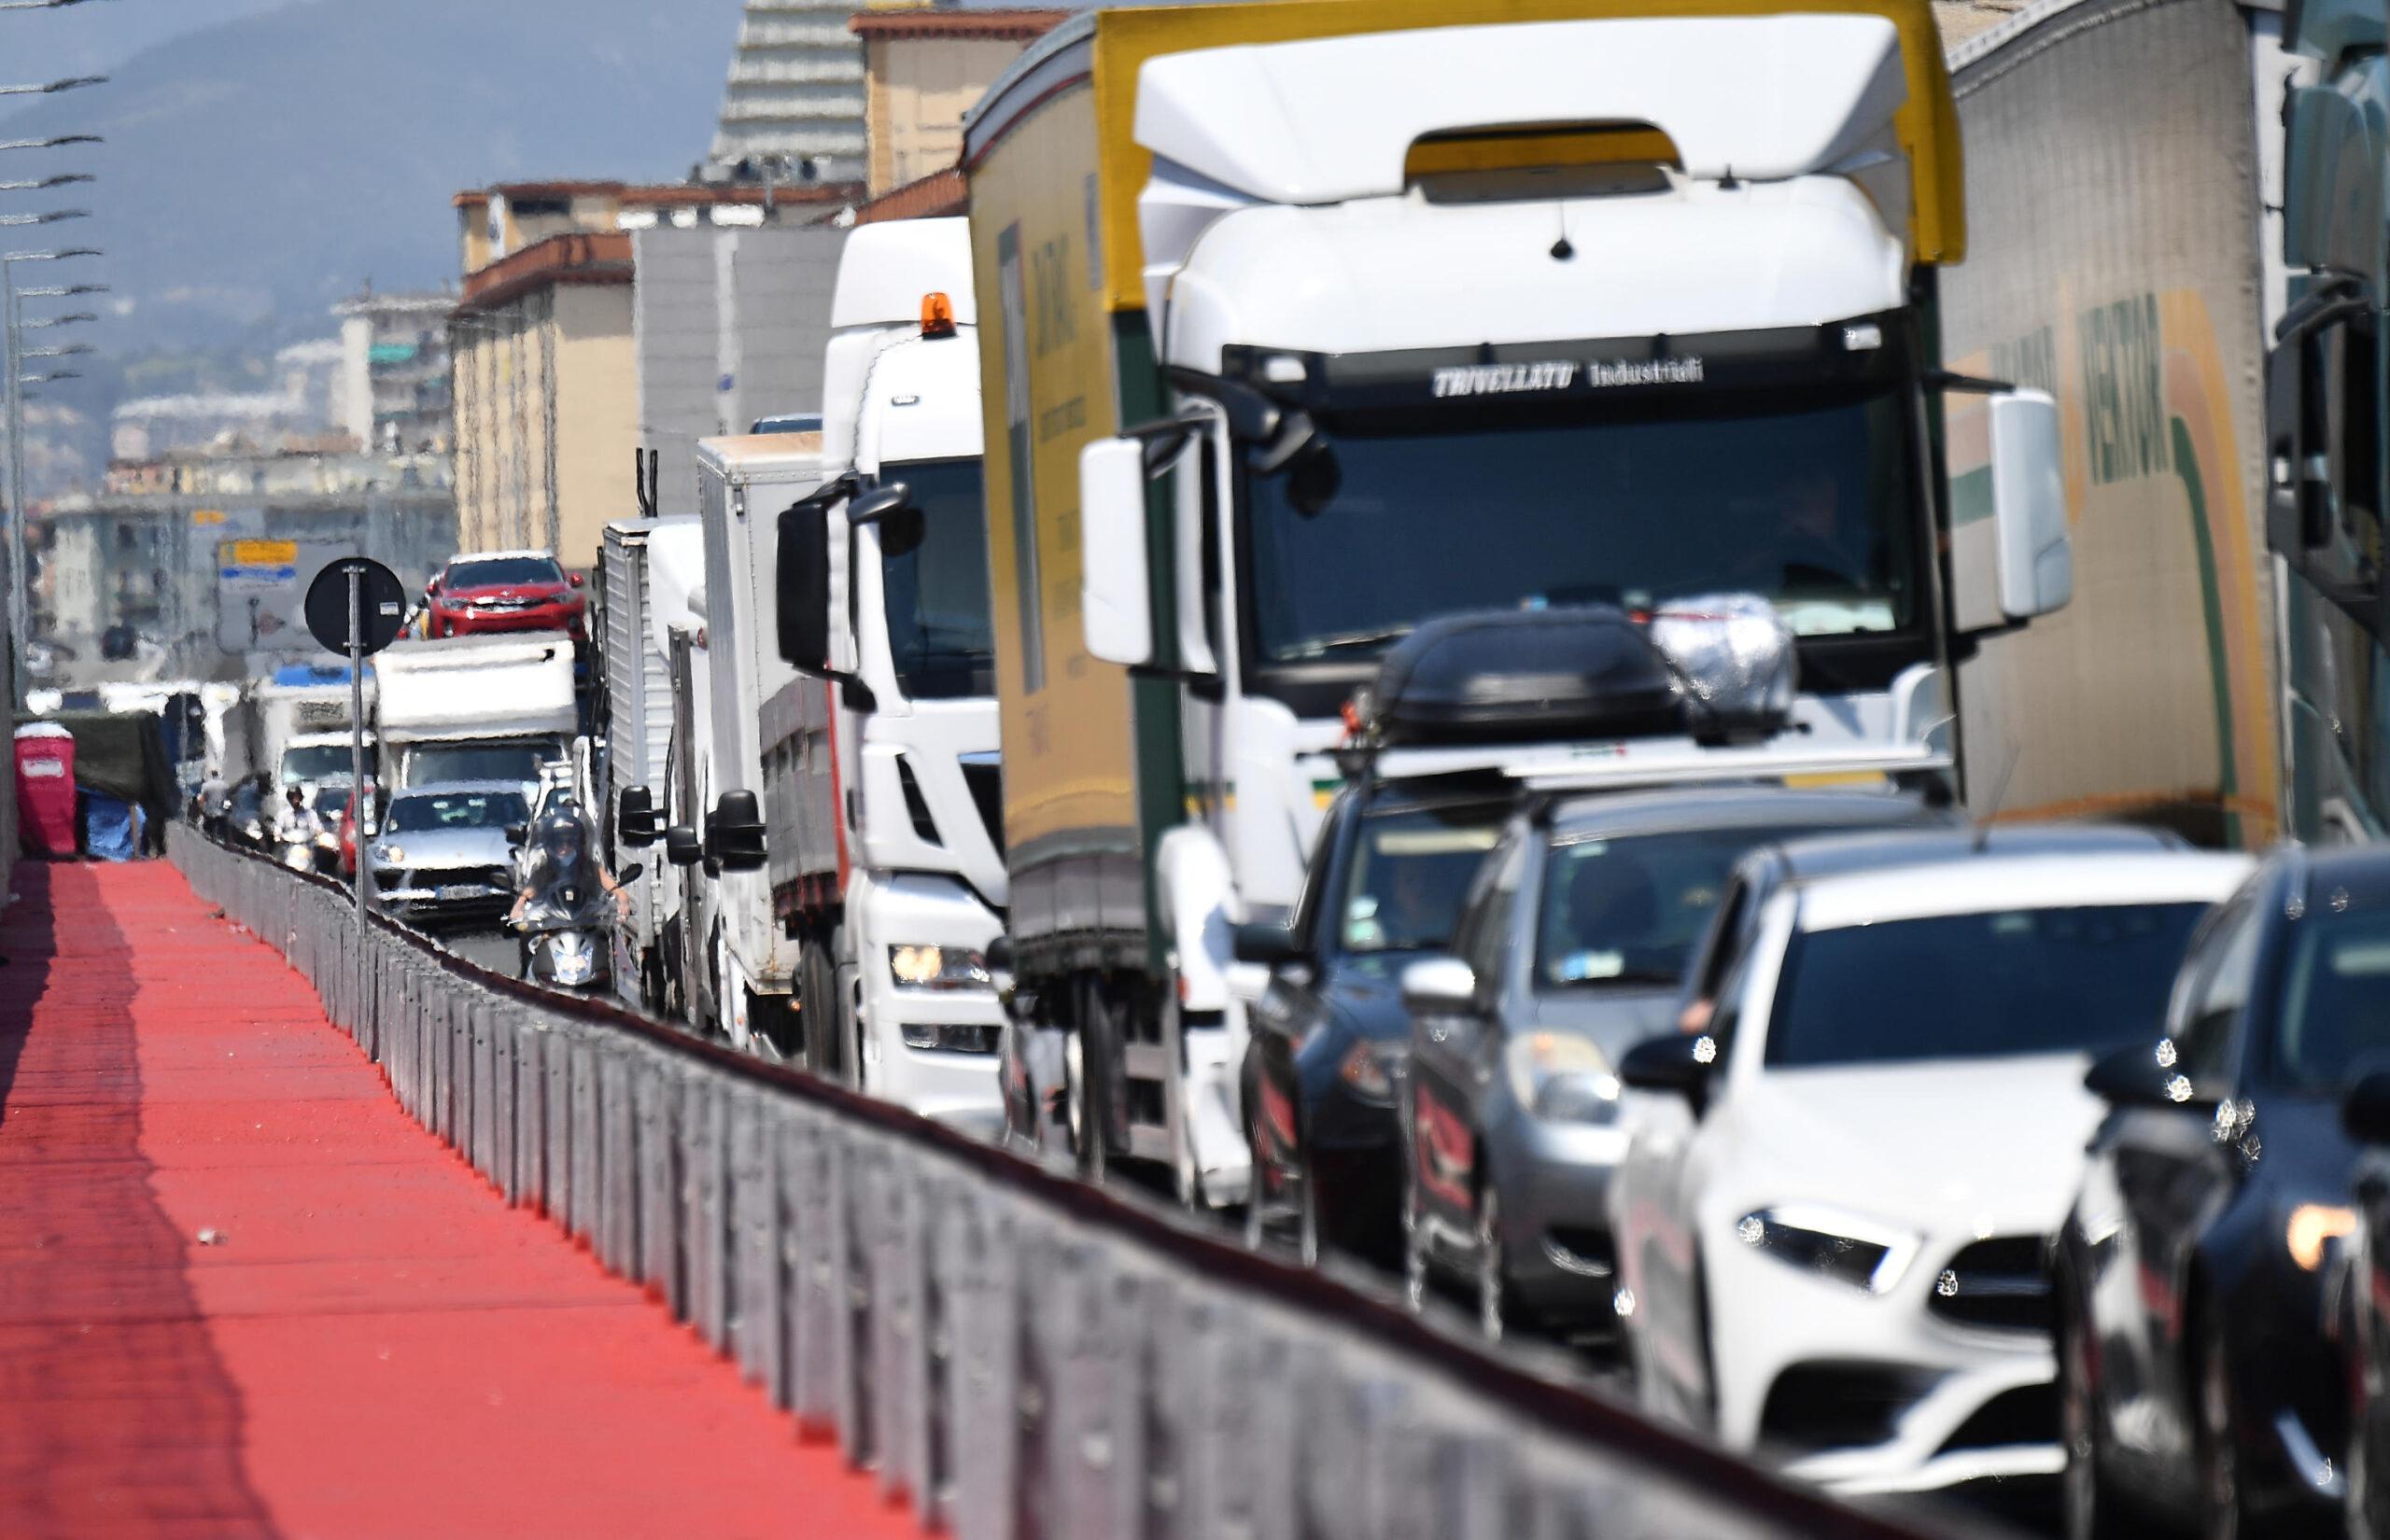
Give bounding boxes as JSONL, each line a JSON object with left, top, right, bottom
{"left": 728, "top": 1086, "right": 775, "bottom": 1387}
{"left": 598, "top": 1043, "right": 639, "bottom": 1277}
{"left": 514, "top": 1019, "right": 547, "bottom": 1214}
{"left": 637, "top": 1057, "right": 682, "bottom": 1308}
{"left": 786, "top": 1101, "right": 838, "bottom": 1430}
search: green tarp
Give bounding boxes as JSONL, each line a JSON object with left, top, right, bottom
{"left": 29, "top": 711, "right": 177, "bottom": 836}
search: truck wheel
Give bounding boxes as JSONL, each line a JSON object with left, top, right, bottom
{"left": 798, "top": 937, "right": 842, "bottom": 1081}
{"left": 1063, "top": 1029, "right": 1105, "bottom": 1183}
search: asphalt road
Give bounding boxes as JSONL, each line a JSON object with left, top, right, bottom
{"left": 439, "top": 927, "right": 521, "bottom": 977}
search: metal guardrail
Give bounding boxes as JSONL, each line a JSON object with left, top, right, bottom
{"left": 169, "top": 825, "right": 1987, "bottom": 1540}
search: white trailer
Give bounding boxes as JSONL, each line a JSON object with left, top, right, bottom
{"left": 596, "top": 516, "right": 705, "bottom": 1013}
{"left": 373, "top": 634, "right": 578, "bottom": 792}
{"left": 680, "top": 434, "right": 825, "bottom": 1053}
{"left": 768, "top": 216, "right": 1006, "bottom": 1125}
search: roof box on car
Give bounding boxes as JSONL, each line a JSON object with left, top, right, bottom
{"left": 1363, "top": 607, "right": 1683, "bottom": 746}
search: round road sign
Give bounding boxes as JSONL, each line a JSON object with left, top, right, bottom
{"left": 302, "top": 557, "right": 409, "bottom": 657}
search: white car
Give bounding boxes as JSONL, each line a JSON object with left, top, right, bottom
{"left": 1609, "top": 843, "right": 2252, "bottom": 1496}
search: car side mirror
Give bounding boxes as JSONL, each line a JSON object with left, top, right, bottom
{"left": 569, "top": 572, "right": 584, "bottom": 588}
{"left": 504, "top": 823, "right": 527, "bottom": 847}
{"left": 1619, "top": 1031, "right": 1721, "bottom": 1106}
{"left": 2347, "top": 1071, "right": 2390, "bottom": 1145}
{"left": 2085, "top": 1040, "right": 2219, "bottom": 1111}
{"left": 665, "top": 824, "right": 703, "bottom": 867}
{"left": 985, "top": 933, "right": 1013, "bottom": 974}
{"left": 1079, "top": 436, "right": 1154, "bottom": 666}
{"left": 616, "top": 785, "right": 658, "bottom": 847}
{"left": 1400, "top": 954, "right": 1477, "bottom": 1015}
{"left": 778, "top": 498, "right": 833, "bottom": 674}
{"left": 1989, "top": 389, "right": 2073, "bottom": 621}
{"left": 1231, "top": 920, "right": 1304, "bottom": 967}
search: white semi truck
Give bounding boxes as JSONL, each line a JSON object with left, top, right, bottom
{"left": 373, "top": 634, "right": 577, "bottom": 792}
{"left": 770, "top": 217, "right": 1006, "bottom": 1124}
{"left": 225, "top": 664, "right": 375, "bottom": 791}
{"left": 596, "top": 515, "right": 706, "bottom": 1013}
{"left": 963, "top": 0, "right": 2074, "bottom": 1202}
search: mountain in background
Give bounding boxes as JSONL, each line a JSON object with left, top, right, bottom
{"left": 9, "top": 0, "right": 300, "bottom": 79}
{"left": 0, "top": 0, "right": 749, "bottom": 346}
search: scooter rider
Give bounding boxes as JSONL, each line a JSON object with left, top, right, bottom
{"left": 507, "top": 802, "right": 630, "bottom": 928}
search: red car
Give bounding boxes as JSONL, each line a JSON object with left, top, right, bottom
{"left": 423, "top": 551, "right": 585, "bottom": 639}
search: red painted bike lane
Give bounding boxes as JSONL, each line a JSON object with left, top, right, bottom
{"left": 0, "top": 861, "right": 924, "bottom": 1540}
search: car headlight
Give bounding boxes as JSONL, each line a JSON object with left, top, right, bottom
{"left": 1337, "top": 1041, "right": 1405, "bottom": 1105}
{"left": 315, "top": 832, "right": 337, "bottom": 849}
{"left": 888, "top": 944, "right": 991, "bottom": 991}
{"left": 375, "top": 844, "right": 405, "bottom": 864}
{"left": 2288, "top": 1203, "right": 2358, "bottom": 1271}
{"left": 1504, "top": 1030, "right": 1621, "bottom": 1125}
{"left": 1736, "top": 1205, "right": 1919, "bottom": 1295}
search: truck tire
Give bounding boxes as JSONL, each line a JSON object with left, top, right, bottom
{"left": 798, "top": 935, "right": 844, "bottom": 1082}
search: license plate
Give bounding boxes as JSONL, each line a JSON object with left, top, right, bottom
{"left": 437, "top": 884, "right": 481, "bottom": 901}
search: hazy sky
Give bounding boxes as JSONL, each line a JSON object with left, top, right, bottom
{"left": 7, "top": 0, "right": 297, "bottom": 81}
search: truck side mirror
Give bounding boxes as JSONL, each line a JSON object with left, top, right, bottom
{"left": 850, "top": 482, "right": 924, "bottom": 559}
{"left": 1988, "top": 389, "right": 2073, "bottom": 620}
{"left": 616, "top": 785, "right": 658, "bottom": 847}
{"left": 504, "top": 823, "right": 527, "bottom": 847}
{"left": 1080, "top": 436, "right": 1153, "bottom": 666}
{"left": 708, "top": 790, "right": 767, "bottom": 873}
{"left": 665, "top": 824, "right": 703, "bottom": 867}
{"left": 778, "top": 500, "right": 832, "bottom": 674}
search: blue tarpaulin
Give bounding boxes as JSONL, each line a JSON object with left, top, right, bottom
{"left": 80, "top": 790, "right": 143, "bottom": 862}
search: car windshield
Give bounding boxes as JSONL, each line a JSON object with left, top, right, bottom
{"left": 282, "top": 744, "right": 373, "bottom": 785}
{"left": 1766, "top": 903, "right": 2211, "bottom": 1067}
{"left": 446, "top": 556, "right": 562, "bottom": 588}
{"left": 879, "top": 458, "right": 995, "bottom": 700}
{"left": 1339, "top": 801, "right": 1506, "bottom": 955}
{"left": 1244, "top": 386, "right": 1919, "bottom": 665}
{"left": 1538, "top": 825, "right": 1813, "bottom": 989}
{"left": 387, "top": 791, "right": 527, "bottom": 834}
{"left": 316, "top": 786, "right": 352, "bottom": 819}
{"left": 2272, "top": 911, "right": 2390, "bottom": 1092}
{"left": 407, "top": 744, "right": 551, "bottom": 786}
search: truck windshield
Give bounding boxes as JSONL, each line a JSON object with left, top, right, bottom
{"left": 1244, "top": 386, "right": 1919, "bottom": 666}
{"left": 387, "top": 791, "right": 528, "bottom": 834}
{"left": 407, "top": 743, "right": 554, "bottom": 786}
{"left": 282, "top": 745, "right": 374, "bottom": 785}
{"left": 881, "top": 458, "right": 994, "bottom": 700}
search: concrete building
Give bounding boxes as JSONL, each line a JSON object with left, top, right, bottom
{"left": 633, "top": 226, "right": 848, "bottom": 497}
{"left": 852, "top": 8, "right": 1065, "bottom": 197}
{"left": 334, "top": 287, "right": 457, "bottom": 455}
{"left": 709, "top": 0, "right": 878, "bottom": 185}
{"left": 449, "top": 179, "right": 852, "bottom": 570}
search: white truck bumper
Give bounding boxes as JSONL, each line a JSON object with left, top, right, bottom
{"left": 851, "top": 869, "right": 1005, "bottom": 1127}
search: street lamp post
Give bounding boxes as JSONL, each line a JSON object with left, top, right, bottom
{"left": 2, "top": 246, "right": 99, "bottom": 707}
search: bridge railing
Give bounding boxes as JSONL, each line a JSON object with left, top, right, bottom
{"left": 170, "top": 825, "right": 1989, "bottom": 1540}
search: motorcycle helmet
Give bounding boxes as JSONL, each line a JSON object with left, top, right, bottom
{"left": 533, "top": 805, "right": 587, "bottom": 866}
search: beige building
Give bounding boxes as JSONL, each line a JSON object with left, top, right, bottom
{"left": 852, "top": 8, "right": 1066, "bottom": 198}
{"left": 449, "top": 180, "right": 851, "bottom": 570}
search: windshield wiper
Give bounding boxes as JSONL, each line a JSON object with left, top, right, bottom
{"left": 1560, "top": 968, "right": 1683, "bottom": 988}
{"left": 1282, "top": 623, "right": 1414, "bottom": 659}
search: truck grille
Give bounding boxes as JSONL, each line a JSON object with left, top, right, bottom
{"left": 1927, "top": 1236, "right": 2052, "bottom": 1335}
{"left": 961, "top": 758, "right": 1004, "bottom": 856}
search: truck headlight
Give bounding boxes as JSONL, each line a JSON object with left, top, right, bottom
{"left": 1503, "top": 1031, "right": 1620, "bottom": 1125}
{"left": 888, "top": 944, "right": 991, "bottom": 991}
{"left": 1736, "top": 1205, "right": 1919, "bottom": 1295}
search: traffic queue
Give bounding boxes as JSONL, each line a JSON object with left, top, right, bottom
{"left": 133, "top": 0, "right": 2390, "bottom": 1530}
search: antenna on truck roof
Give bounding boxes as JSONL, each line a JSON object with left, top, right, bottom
{"left": 1972, "top": 741, "right": 2021, "bottom": 852}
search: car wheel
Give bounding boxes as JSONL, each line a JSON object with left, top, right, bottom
{"left": 1476, "top": 1187, "right": 1507, "bottom": 1343}
{"left": 2060, "top": 1290, "right": 2122, "bottom": 1540}
{"left": 1399, "top": 1086, "right": 1431, "bottom": 1310}
{"left": 2196, "top": 1313, "right": 2251, "bottom": 1540}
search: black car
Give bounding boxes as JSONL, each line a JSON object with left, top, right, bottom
{"left": 2056, "top": 845, "right": 2375, "bottom": 1540}
{"left": 1239, "top": 776, "right": 1511, "bottom": 1262}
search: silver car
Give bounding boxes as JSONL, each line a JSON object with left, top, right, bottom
{"left": 369, "top": 781, "right": 531, "bottom": 927}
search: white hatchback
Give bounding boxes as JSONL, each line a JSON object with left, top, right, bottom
{"left": 1609, "top": 847, "right": 2251, "bottom": 1495}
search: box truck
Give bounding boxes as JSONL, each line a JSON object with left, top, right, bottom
{"left": 963, "top": 0, "right": 2074, "bottom": 1201}
{"left": 373, "top": 635, "right": 577, "bottom": 792}
{"left": 668, "top": 435, "right": 826, "bottom": 1053}
{"left": 596, "top": 516, "right": 706, "bottom": 1013}
{"left": 770, "top": 217, "right": 1006, "bottom": 1124}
